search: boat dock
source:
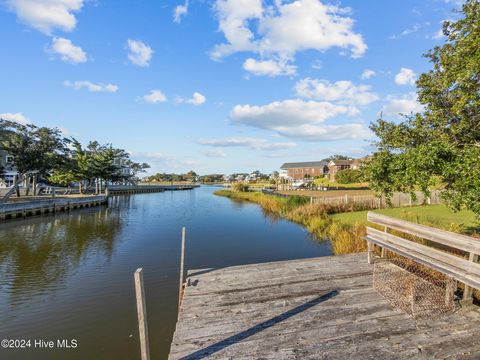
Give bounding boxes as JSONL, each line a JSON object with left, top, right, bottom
{"left": 109, "top": 184, "right": 199, "bottom": 195}
{"left": 0, "top": 195, "right": 107, "bottom": 221}
{"left": 169, "top": 253, "right": 480, "bottom": 359}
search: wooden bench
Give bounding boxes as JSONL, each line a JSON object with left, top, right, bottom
{"left": 366, "top": 212, "right": 480, "bottom": 304}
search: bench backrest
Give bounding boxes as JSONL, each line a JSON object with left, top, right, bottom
{"left": 366, "top": 211, "right": 480, "bottom": 301}
{"left": 367, "top": 212, "right": 480, "bottom": 255}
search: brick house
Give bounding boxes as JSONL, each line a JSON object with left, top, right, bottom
{"left": 280, "top": 161, "right": 328, "bottom": 180}
{"left": 327, "top": 158, "right": 365, "bottom": 181}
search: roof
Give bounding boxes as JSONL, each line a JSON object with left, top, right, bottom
{"left": 280, "top": 161, "right": 327, "bottom": 169}
{"left": 328, "top": 159, "right": 355, "bottom": 166}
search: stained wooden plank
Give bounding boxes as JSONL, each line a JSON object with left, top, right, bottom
{"left": 169, "top": 254, "right": 480, "bottom": 360}
{"left": 366, "top": 229, "right": 480, "bottom": 289}
{"left": 367, "top": 212, "right": 480, "bottom": 254}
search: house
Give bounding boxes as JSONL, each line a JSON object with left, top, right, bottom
{"left": 327, "top": 158, "right": 366, "bottom": 181}
{"left": 0, "top": 149, "right": 17, "bottom": 186}
{"left": 279, "top": 161, "right": 328, "bottom": 180}
{"left": 113, "top": 157, "right": 131, "bottom": 181}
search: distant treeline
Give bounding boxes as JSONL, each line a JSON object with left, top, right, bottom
{"left": 144, "top": 172, "right": 229, "bottom": 183}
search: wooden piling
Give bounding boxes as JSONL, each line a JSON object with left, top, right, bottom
{"left": 134, "top": 268, "right": 150, "bottom": 360}
{"left": 179, "top": 226, "right": 186, "bottom": 308}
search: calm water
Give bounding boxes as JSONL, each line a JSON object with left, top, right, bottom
{"left": 0, "top": 186, "right": 331, "bottom": 360}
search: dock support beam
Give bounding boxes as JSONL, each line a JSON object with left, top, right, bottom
{"left": 462, "top": 253, "right": 479, "bottom": 305}
{"left": 179, "top": 226, "right": 186, "bottom": 308}
{"left": 134, "top": 268, "right": 150, "bottom": 360}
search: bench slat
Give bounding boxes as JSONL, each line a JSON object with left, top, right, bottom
{"left": 367, "top": 227, "right": 480, "bottom": 276}
{"left": 366, "top": 228, "right": 480, "bottom": 288}
{"left": 366, "top": 234, "right": 480, "bottom": 289}
{"left": 367, "top": 212, "right": 480, "bottom": 254}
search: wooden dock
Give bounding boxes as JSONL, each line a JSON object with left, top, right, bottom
{"left": 0, "top": 195, "right": 107, "bottom": 221}
{"left": 169, "top": 253, "right": 480, "bottom": 359}
{"left": 109, "top": 184, "right": 199, "bottom": 195}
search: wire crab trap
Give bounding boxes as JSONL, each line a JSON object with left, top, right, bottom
{"left": 373, "top": 256, "right": 457, "bottom": 319}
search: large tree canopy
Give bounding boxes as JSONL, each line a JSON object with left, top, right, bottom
{"left": 0, "top": 120, "right": 69, "bottom": 177}
{"left": 365, "top": 0, "right": 480, "bottom": 214}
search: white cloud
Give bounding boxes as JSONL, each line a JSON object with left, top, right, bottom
{"left": 130, "top": 151, "right": 197, "bottom": 172}
{"left": 143, "top": 90, "right": 167, "bottom": 103}
{"left": 231, "top": 99, "right": 358, "bottom": 129}
{"left": 294, "top": 78, "right": 378, "bottom": 105}
{"left": 311, "top": 60, "right": 322, "bottom": 70}
{"left": 0, "top": 112, "right": 31, "bottom": 125}
{"left": 390, "top": 24, "right": 421, "bottom": 40}
{"left": 229, "top": 99, "right": 369, "bottom": 141}
{"left": 394, "top": 67, "right": 417, "bottom": 86}
{"left": 430, "top": 29, "right": 445, "bottom": 40}
{"left": 177, "top": 92, "right": 206, "bottom": 105}
{"left": 64, "top": 80, "right": 118, "bottom": 93}
{"left": 47, "top": 37, "right": 87, "bottom": 63}
{"left": 270, "top": 123, "right": 370, "bottom": 141}
{"left": 198, "top": 137, "right": 297, "bottom": 151}
{"left": 5, "top": 0, "right": 84, "bottom": 34}
{"left": 243, "top": 58, "right": 296, "bottom": 77}
{"left": 202, "top": 149, "right": 227, "bottom": 158}
{"left": 173, "top": 1, "right": 189, "bottom": 23}
{"left": 360, "top": 69, "right": 376, "bottom": 80}
{"left": 127, "top": 39, "right": 153, "bottom": 67}
{"left": 211, "top": 0, "right": 366, "bottom": 61}
{"left": 382, "top": 92, "right": 423, "bottom": 117}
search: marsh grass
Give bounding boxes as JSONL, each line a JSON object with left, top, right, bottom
{"left": 215, "top": 190, "right": 371, "bottom": 255}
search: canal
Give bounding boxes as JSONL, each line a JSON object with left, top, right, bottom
{"left": 0, "top": 186, "right": 331, "bottom": 360}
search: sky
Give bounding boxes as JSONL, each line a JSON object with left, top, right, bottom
{"left": 0, "top": 0, "right": 464, "bottom": 175}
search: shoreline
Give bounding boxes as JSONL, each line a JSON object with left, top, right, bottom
{"left": 214, "top": 189, "right": 368, "bottom": 255}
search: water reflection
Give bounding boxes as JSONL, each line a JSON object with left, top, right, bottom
{"left": 0, "top": 187, "right": 331, "bottom": 360}
{"left": 0, "top": 206, "right": 122, "bottom": 306}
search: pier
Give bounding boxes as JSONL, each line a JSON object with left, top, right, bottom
{"left": 0, "top": 196, "right": 107, "bottom": 221}
{"left": 108, "top": 184, "right": 199, "bottom": 195}
{"left": 170, "top": 253, "right": 480, "bottom": 359}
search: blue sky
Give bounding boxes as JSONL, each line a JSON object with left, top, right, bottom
{"left": 0, "top": 0, "right": 463, "bottom": 175}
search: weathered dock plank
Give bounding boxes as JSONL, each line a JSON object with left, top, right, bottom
{"left": 169, "top": 253, "right": 480, "bottom": 359}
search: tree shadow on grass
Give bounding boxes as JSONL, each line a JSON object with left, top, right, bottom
{"left": 180, "top": 290, "right": 338, "bottom": 360}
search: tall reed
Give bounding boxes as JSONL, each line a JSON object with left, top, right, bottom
{"left": 214, "top": 190, "right": 372, "bottom": 255}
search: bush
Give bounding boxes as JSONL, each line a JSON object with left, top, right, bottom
{"left": 231, "top": 182, "right": 249, "bottom": 192}
{"left": 335, "top": 169, "right": 362, "bottom": 184}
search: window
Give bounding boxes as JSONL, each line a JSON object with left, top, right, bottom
{"left": 5, "top": 156, "right": 13, "bottom": 164}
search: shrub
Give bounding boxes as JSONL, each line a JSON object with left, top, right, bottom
{"left": 231, "top": 182, "right": 249, "bottom": 192}
{"left": 335, "top": 169, "right": 362, "bottom": 184}
{"left": 284, "top": 195, "right": 309, "bottom": 210}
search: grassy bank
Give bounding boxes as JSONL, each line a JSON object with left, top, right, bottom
{"left": 215, "top": 190, "right": 480, "bottom": 255}
{"left": 332, "top": 205, "right": 480, "bottom": 234}
{"left": 214, "top": 190, "right": 370, "bottom": 255}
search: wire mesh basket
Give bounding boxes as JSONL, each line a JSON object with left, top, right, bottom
{"left": 373, "top": 256, "right": 457, "bottom": 319}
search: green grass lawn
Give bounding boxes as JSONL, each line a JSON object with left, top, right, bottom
{"left": 332, "top": 204, "right": 480, "bottom": 234}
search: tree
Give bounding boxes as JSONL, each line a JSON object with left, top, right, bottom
{"left": 127, "top": 161, "right": 150, "bottom": 184}
{"left": 322, "top": 154, "right": 350, "bottom": 162}
{"left": 364, "top": 1, "right": 480, "bottom": 213}
{"left": 0, "top": 120, "right": 69, "bottom": 198}
{"left": 335, "top": 169, "right": 362, "bottom": 184}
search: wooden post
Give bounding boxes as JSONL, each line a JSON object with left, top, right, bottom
{"left": 134, "top": 268, "right": 150, "bottom": 360}
{"left": 32, "top": 175, "right": 37, "bottom": 196}
{"left": 179, "top": 226, "right": 186, "bottom": 308}
{"left": 462, "top": 253, "right": 479, "bottom": 304}
{"left": 381, "top": 226, "right": 387, "bottom": 258}
{"left": 446, "top": 279, "right": 457, "bottom": 305}
{"left": 310, "top": 196, "right": 313, "bottom": 205}
{"left": 367, "top": 241, "right": 374, "bottom": 264}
